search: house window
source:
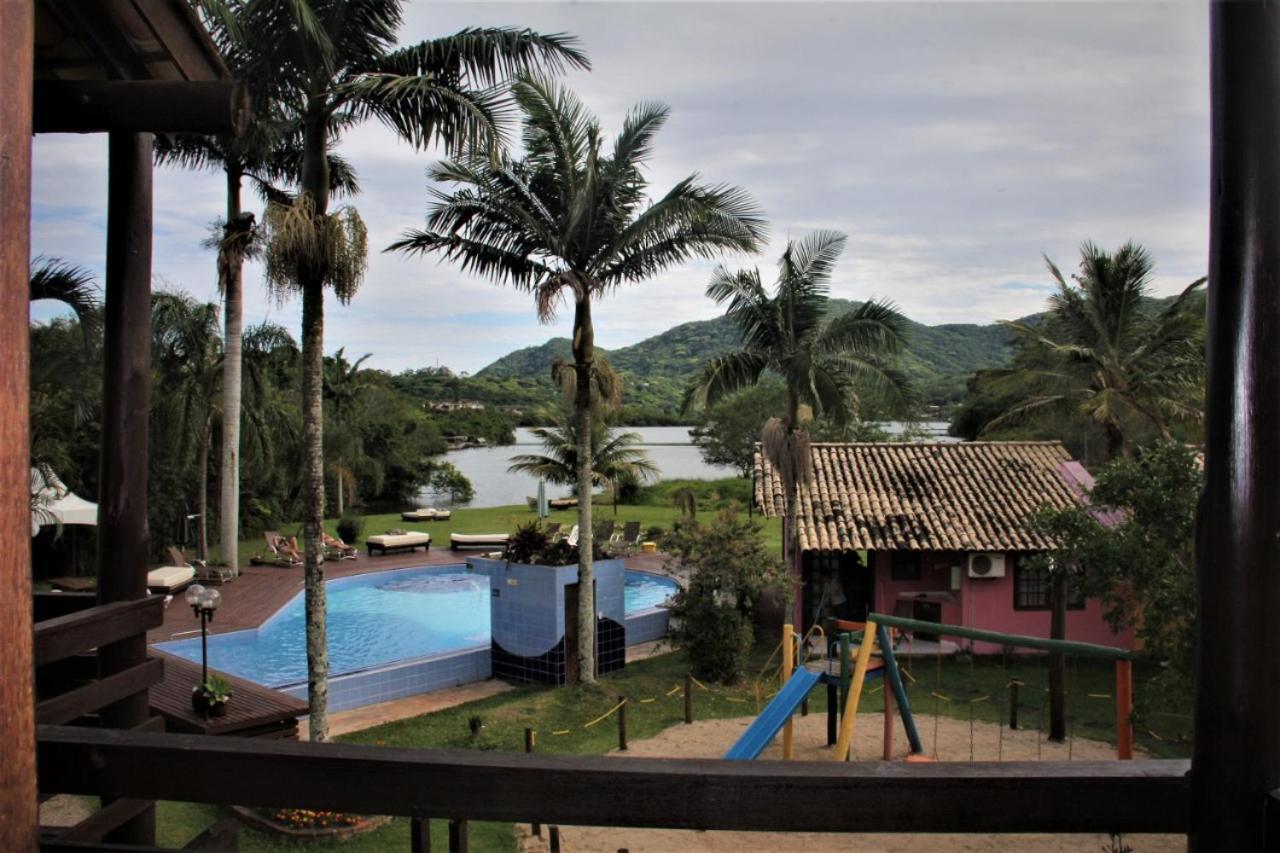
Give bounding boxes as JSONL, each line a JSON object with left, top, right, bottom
{"left": 890, "top": 552, "right": 921, "bottom": 581}
{"left": 1013, "top": 558, "right": 1086, "bottom": 611}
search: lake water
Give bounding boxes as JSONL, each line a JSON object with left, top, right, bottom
{"left": 422, "top": 421, "right": 953, "bottom": 509}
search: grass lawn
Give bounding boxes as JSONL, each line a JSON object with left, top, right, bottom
{"left": 226, "top": 480, "right": 781, "bottom": 570}
{"left": 154, "top": 643, "right": 1190, "bottom": 851}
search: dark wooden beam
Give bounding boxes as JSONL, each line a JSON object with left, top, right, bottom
{"left": 34, "top": 598, "right": 165, "bottom": 667}
{"left": 33, "top": 81, "right": 249, "bottom": 136}
{"left": 37, "top": 726, "right": 1193, "bottom": 834}
{"left": 1195, "top": 3, "right": 1280, "bottom": 850}
{"left": 36, "top": 658, "right": 164, "bottom": 726}
{"left": 0, "top": 0, "right": 37, "bottom": 848}
{"left": 57, "top": 799, "right": 153, "bottom": 844}
{"left": 96, "top": 130, "right": 155, "bottom": 846}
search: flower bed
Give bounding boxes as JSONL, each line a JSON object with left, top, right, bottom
{"left": 230, "top": 806, "right": 389, "bottom": 839}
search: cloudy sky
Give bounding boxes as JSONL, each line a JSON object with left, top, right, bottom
{"left": 30, "top": 1, "right": 1209, "bottom": 374}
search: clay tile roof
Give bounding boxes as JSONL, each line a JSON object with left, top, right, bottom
{"left": 754, "top": 441, "right": 1086, "bottom": 553}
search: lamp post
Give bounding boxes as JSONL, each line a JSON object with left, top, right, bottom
{"left": 183, "top": 583, "right": 221, "bottom": 683}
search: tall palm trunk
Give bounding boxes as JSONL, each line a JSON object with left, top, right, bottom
{"left": 783, "top": 391, "right": 801, "bottom": 571}
{"left": 197, "top": 418, "right": 211, "bottom": 562}
{"left": 301, "top": 98, "right": 331, "bottom": 741}
{"left": 572, "top": 293, "right": 596, "bottom": 684}
{"left": 219, "top": 166, "right": 244, "bottom": 575}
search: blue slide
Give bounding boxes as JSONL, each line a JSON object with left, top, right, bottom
{"left": 724, "top": 668, "right": 822, "bottom": 760}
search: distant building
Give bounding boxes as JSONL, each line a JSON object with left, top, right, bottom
{"left": 427, "top": 399, "right": 486, "bottom": 412}
{"left": 754, "top": 441, "right": 1131, "bottom": 651}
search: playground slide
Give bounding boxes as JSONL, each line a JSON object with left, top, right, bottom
{"left": 724, "top": 668, "right": 822, "bottom": 760}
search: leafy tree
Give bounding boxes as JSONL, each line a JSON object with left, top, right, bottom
{"left": 393, "top": 77, "right": 766, "bottom": 681}
{"left": 683, "top": 231, "right": 912, "bottom": 565}
{"left": 323, "top": 348, "right": 373, "bottom": 514}
{"left": 978, "top": 242, "right": 1205, "bottom": 460}
{"left": 427, "top": 462, "right": 475, "bottom": 504}
{"left": 246, "top": 0, "right": 587, "bottom": 738}
{"left": 690, "top": 382, "right": 785, "bottom": 476}
{"left": 1029, "top": 442, "right": 1201, "bottom": 706}
{"left": 666, "top": 510, "right": 790, "bottom": 682}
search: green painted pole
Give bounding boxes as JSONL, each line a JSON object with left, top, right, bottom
{"left": 877, "top": 624, "right": 923, "bottom": 754}
{"left": 866, "top": 613, "right": 1131, "bottom": 660}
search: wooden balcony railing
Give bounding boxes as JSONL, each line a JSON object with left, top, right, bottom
{"left": 37, "top": 725, "right": 1191, "bottom": 844}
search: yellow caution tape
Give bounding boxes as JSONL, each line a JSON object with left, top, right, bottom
{"left": 639, "top": 697, "right": 656, "bottom": 704}
{"left": 551, "top": 729, "right": 571, "bottom": 736}
{"left": 931, "top": 691, "right": 952, "bottom": 703}
{"left": 666, "top": 685, "right": 683, "bottom": 697}
{"left": 970, "top": 695, "right": 990, "bottom": 704}
{"left": 1087, "top": 693, "right": 1111, "bottom": 699}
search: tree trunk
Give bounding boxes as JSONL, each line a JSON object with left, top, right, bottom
{"left": 301, "top": 96, "right": 330, "bottom": 741}
{"left": 1048, "top": 566, "right": 1068, "bottom": 742}
{"left": 336, "top": 466, "right": 344, "bottom": 516}
{"left": 1104, "top": 422, "right": 1125, "bottom": 462}
{"left": 572, "top": 292, "right": 596, "bottom": 684}
{"left": 197, "top": 419, "right": 210, "bottom": 562}
{"left": 219, "top": 166, "right": 244, "bottom": 574}
{"left": 301, "top": 280, "right": 328, "bottom": 740}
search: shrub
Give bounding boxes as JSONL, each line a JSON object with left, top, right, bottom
{"left": 336, "top": 511, "right": 364, "bottom": 545}
{"left": 666, "top": 510, "right": 790, "bottom": 683}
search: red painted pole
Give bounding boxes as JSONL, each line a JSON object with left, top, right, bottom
{"left": 1115, "top": 660, "right": 1133, "bottom": 761}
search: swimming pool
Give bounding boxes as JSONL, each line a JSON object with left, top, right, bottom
{"left": 154, "top": 565, "right": 679, "bottom": 688}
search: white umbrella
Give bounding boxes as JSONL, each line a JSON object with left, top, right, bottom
{"left": 31, "top": 467, "right": 98, "bottom": 535}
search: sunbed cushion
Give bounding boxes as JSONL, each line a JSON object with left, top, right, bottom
{"left": 147, "top": 564, "right": 196, "bottom": 590}
{"left": 450, "top": 533, "right": 509, "bottom": 547}
{"left": 367, "top": 532, "right": 431, "bottom": 548}
{"left": 400, "top": 508, "right": 436, "bottom": 521}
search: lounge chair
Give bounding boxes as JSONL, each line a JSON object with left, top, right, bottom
{"left": 261, "top": 531, "right": 302, "bottom": 566}
{"left": 366, "top": 531, "right": 431, "bottom": 556}
{"left": 545, "top": 522, "right": 563, "bottom": 540}
{"left": 146, "top": 563, "right": 195, "bottom": 593}
{"left": 432, "top": 508, "right": 451, "bottom": 520}
{"left": 167, "top": 546, "right": 233, "bottom": 585}
{"left": 323, "top": 534, "right": 358, "bottom": 561}
{"left": 449, "top": 532, "right": 509, "bottom": 551}
{"left": 565, "top": 525, "right": 580, "bottom": 547}
{"left": 596, "top": 520, "right": 615, "bottom": 543}
{"left": 620, "top": 521, "right": 642, "bottom": 548}
{"left": 401, "top": 508, "right": 436, "bottom": 522}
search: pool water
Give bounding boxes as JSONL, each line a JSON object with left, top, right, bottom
{"left": 155, "top": 566, "right": 678, "bottom": 688}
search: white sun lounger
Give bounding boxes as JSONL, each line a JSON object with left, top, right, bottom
{"left": 366, "top": 532, "right": 431, "bottom": 556}
{"left": 449, "top": 533, "right": 509, "bottom": 551}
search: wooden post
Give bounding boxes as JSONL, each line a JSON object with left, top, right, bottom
{"left": 827, "top": 682, "right": 838, "bottom": 746}
{"left": 782, "top": 623, "right": 794, "bottom": 759}
{"left": 1195, "top": 3, "right": 1280, "bottom": 848}
{"left": 618, "top": 697, "right": 628, "bottom": 751}
{"left": 1009, "top": 682, "right": 1020, "bottom": 731}
{"left": 549, "top": 825, "right": 561, "bottom": 853}
{"left": 525, "top": 728, "right": 540, "bottom": 838}
{"left": 1115, "top": 660, "right": 1133, "bottom": 761}
{"left": 448, "top": 819, "right": 467, "bottom": 853}
{"left": 882, "top": 675, "right": 895, "bottom": 761}
{"left": 410, "top": 817, "right": 430, "bottom": 853}
{"left": 95, "top": 130, "right": 156, "bottom": 844}
{"left": 684, "top": 673, "right": 693, "bottom": 724}
{"left": 0, "top": 1, "right": 36, "bottom": 848}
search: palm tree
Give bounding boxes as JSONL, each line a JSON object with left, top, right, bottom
{"left": 981, "top": 241, "right": 1206, "bottom": 460}
{"left": 508, "top": 407, "right": 660, "bottom": 500}
{"left": 245, "top": 1, "right": 588, "bottom": 738}
{"left": 682, "top": 230, "right": 912, "bottom": 566}
{"left": 29, "top": 257, "right": 100, "bottom": 345}
{"left": 151, "top": 292, "right": 224, "bottom": 562}
{"left": 392, "top": 77, "right": 767, "bottom": 681}
{"left": 157, "top": 1, "right": 359, "bottom": 578}
{"left": 323, "top": 348, "right": 372, "bottom": 514}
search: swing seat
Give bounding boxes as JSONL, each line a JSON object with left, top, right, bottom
{"left": 904, "top": 752, "right": 937, "bottom": 763}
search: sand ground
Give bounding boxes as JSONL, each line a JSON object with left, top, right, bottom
{"left": 518, "top": 711, "right": 1183, "bottom": 853}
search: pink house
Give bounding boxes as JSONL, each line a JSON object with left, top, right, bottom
{"left": 754, "top": 441, "right": 1133, "bottom": 652}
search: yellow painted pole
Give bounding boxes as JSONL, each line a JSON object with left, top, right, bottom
{"left": 782, "top": 622, "right": 794, "bottom": 759}
{"left": 833, "top": 620, "right": 878, "bottom": 761}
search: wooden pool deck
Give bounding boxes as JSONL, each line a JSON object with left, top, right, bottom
{"left": 149, "top": 547, "right": 678, "bottom": 644}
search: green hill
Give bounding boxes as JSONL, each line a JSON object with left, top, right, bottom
{"left": 468, "top": 302, "right": 1016, "bottom": 418}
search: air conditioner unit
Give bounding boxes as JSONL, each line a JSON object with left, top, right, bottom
{"left": 967, "top": 552, "right": 1006, "bottom": 578}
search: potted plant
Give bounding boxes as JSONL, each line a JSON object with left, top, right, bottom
{"left": 191, "top": 674, "right": 233, "bottom": 716}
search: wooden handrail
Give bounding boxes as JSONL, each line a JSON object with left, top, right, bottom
{"left": 34, "top": 599, "right": 165, "bottom": 667}
{"left": 37, "top": 726, "right": 1191, "bottom": 834}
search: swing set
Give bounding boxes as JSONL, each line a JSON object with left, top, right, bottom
{"left": 726, "top": 612, "right": 1135, "bottom": 762}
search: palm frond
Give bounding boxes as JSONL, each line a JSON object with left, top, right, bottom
{"left": 683, "top": 351, "right": 768, "bottom": 413}
{"left": 29, "top": 257, "right": 102, "bottom": 343}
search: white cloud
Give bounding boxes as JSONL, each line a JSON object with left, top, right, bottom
{"left": 30, "top": 0, "right": 1209, "bottom": 373}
